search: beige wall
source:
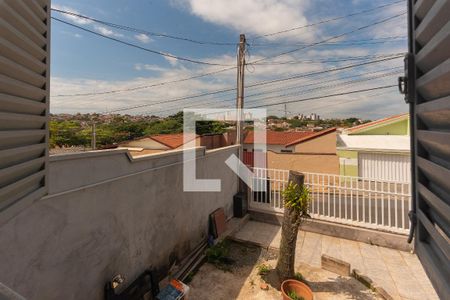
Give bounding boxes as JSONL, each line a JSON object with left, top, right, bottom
{"left": 199, "top": 135, "right": 228, "bottom": 149}
{"left": 294, "top": 131, "right": 336, "bottom": 154}
{"left": 267, "top": 151, "right": 339, "bottom": 174}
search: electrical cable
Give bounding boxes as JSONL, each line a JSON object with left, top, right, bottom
{"left": 51, "top": 8, "right": 236, "bottom": 46}
{"left": 52, "top": 17, "right": 234, "bottom": 67}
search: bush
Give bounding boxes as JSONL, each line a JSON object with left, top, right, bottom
{"left": 205, "top": 240, "right": 234, "bottom": 271}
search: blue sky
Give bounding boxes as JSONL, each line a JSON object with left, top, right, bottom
{"left": 50, "top": 0, "right": 408, "bottom": 119}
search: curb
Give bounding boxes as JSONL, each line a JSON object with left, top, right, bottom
{"left": 352, "top": 269, "right": 394, "bottom": 300}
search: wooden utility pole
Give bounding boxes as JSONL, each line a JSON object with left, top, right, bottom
{"left": 236, "top": 34, "right": 246, "bottom": 157}
{"left": 236, "top": 34, "right": 246, "bottom": 192}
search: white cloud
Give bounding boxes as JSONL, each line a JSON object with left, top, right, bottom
{"left": 51, "top": 4, "right": 93, "bottom": 25}
{"left": 172, "top": 0, "right": 314, "bottom": 41}
{"left": 164, "top": 55, "right": 179, "bottom": 66}
{"left": 52, "top": 4, "right": 125, "bottom": 38}
{"left": 50, "top": 0, "right": 409, "bottom": 119}
{"left": 50, "top": 47, "right": 405, "bottom": 118}
{"left": 94, "top": 25, "right": 124, "bottom": 38}
{"left": 370, "top": 2, "right": 407, "bottom": 38}
{"left": 135, "top": 33, "right": 152, "bottom": 44}
{"left": 134, "top": 64, "right": 167, "bottom": 72}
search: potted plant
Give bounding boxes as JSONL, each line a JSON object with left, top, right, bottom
{"left": 281, "top": 279, "right": 313, "bottom": 300}
{"left": 276, "top": 171, "right": 313, "bottom": 299}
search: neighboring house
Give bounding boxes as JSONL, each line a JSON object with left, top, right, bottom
{"left": 243, "top": 128, "right": 339, "bottom": 174}
{"left": 120, "top": 133, "right": 198, "bottom": 154}
{"left": 337, "top": 113, "right": 411, "bottom": 182}
{"left": 120, "top": 132, "right": 233, "bottom": 156}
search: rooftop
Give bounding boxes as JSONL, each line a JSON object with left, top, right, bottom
{"left": 344, "top": 113, "right": 409, "bottom": 135}
{"left": 146, "top": 133, "right": 197, "bottom": 149}
{"left": 244, "top": 128, "right": 335, "bottom": 146}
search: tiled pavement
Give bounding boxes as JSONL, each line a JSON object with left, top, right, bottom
{"left": 231, "top": 221, "right": 439, "bottom": 300}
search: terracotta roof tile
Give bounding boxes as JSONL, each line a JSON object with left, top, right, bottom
{"left": 285, "top": 127, "right": 336, "bottom": 146}
{"left": 150, "top": 133, "right": 197, "bottom": 149}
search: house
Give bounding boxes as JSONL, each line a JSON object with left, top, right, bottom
{"left": 243, "top": 128, "right": 339, "bottom": 174}
{"left": 120, "top": 132, "right": 233, "bottom": 156}
{"left": 337, "top": 113, "right": 411, "bottom": 181}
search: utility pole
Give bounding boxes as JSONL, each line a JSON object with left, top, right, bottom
{"left": 236, "top": 34, "right": 246, "bottom": 156}
{"left": 284, "top": 104, "right": 287, "bottom": 119}
{"left": 236, "top": 34, "right": 246, "bottom": 192}
{"left": 91, "top": 122, "right": 96, "bottom": 150}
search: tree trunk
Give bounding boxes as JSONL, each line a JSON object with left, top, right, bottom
{"left": 276, "top": 171, "right": 304, "bottom": 282}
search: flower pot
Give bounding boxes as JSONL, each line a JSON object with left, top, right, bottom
{"left": 281, "top": 279, "right": 313, "bottom": 300}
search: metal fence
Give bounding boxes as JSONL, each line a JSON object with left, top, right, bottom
{"left": 249, "top": 168, "right": 411, "bottom": 234}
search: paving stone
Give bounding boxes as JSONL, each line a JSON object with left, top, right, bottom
{"left": 300, "top": 232, "right": 322, "bottom": 267}
{"left": 321, "top": 234, "right": 342, "bottom": 260}
{"left": 340, "top": 239, "right": 365, "bottom": 273}
{"left": 359, "top": 242, "right": 382, "bottom": 259}
{"left": 230, "top": 221, "right": 439, "bottom": 300}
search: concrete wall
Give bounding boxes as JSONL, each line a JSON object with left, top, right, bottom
{"left": 267, "top": 151, "right": 340, "bottom": 174}
{"left": 0, "top": 146, "right": 239, "bottom": 300}
{"left": 293, "top": 131, "right": 336, "bottom": 154}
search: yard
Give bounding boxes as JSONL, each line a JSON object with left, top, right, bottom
{"left": 188, "top": 240, "right": 381, "bottom": 300}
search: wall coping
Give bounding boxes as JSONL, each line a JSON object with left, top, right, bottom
{"left": 49, "top": 145, "right": 241, "bottom": 164}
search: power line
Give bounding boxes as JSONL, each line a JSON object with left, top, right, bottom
{"left": 244, "top": 70, "right": 401, "bottom": 107}
{"left": 246, "top": 55, "right": 402, "bottom": 89}
{"left": 52, "top": 66, "right": 236, "bottom": 97}
{"left": 105, "top": 86, "right": 237, "bottom": 114}
{"left": 51, "top": 8, "right": 236, "bottom": 46}
{"left": 252, "top": 52, "right": 405, "bottom": 65}
{"left": 187, "top": 68, "right": 401, "bottom": 111}
{"left": 272, "top": 89, "right": 393, "bottom": 116}
{"left": 248, "top": 85, "right": 397, "bottom": 109}
{"left": 52, "top": 17, "right": 234, "bottom": 67}
{"left": 103, "top": 55, "right": 402, "bottom": 113}
{"left": 249, "top": 36, "right": 406, "bottom": 47}
{"left": 244, "top": 67, "right": 402, "bottom": 102}
{"left": 249, "top": 12, "right": 406, "bottom": 64}
{"left": 53, "top": 52, "right": 403, "bottom": 98}
{"left": 140, "top": 67, "right": 402, "bottom": 115}
{"left": 155, "top": 84, "right": 398, "bottom": 116}
{"left": 250, "top": 0, "right": 404, "bottom": 40}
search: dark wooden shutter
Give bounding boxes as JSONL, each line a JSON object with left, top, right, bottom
{"left": 405, "top": 0, "right": 450, "bottom": 298}
{"left": 0, "top": 0, "right": 50, "bottom": 224}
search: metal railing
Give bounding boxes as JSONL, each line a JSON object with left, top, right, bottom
{"left": 249, "top": 168, "right": 411, "bottom": 234}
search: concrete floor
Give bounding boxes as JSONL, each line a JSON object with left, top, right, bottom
{"left": 231, "top": 221, "right": 439, "bottom": 300}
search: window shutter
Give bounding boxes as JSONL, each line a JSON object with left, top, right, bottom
{"left": 0, "top": 0, "right": 50, "bottom": 223}
{"left": 406, "top": 0, "right": 450, "bottom": 298}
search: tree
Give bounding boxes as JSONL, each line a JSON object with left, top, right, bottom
{"left": 276, "top": 171, "right": 310, "bottom": 282}
{"left": 195, "top": 120, "right": 227, "bottom": 135}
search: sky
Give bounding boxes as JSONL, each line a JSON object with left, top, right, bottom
{"left": 50, "top": 0, "right": 408, "bottom": 119}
